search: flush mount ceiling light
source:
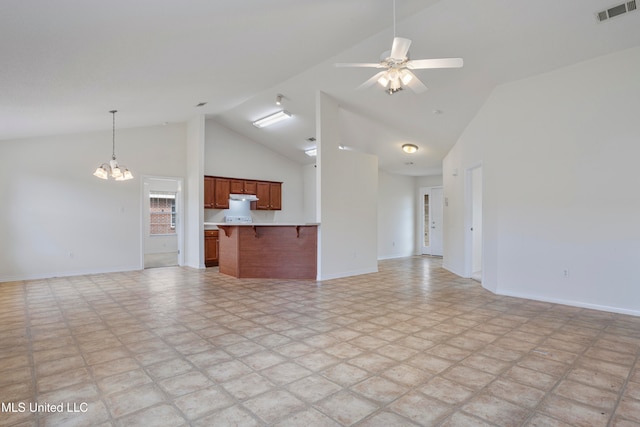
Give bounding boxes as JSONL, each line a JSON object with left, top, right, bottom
{"left": 93, "top": 110, "right": 133, "bottom": 181}
{"left": 252, "top": 110, "right": 292, "bottom": 128}
{"left": 402, "top": 143, "right": 419, "bottom": 154}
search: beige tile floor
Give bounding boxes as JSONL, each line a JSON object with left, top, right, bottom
{"left": 1, "top": 256, "right": 639, "bottom": 427}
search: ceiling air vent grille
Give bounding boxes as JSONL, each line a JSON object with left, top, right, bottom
{"left": 596, "top": 1, "right": 637, "bottom": 21}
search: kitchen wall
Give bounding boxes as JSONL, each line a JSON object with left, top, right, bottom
{"left": 443, "top": 46, "right": 640, "bottom": 315}
{"left": 203, "top": 120, "right": 306, "bottom": 223}
{"left": 0, "top": 123, "right": 187, "bottom": 281}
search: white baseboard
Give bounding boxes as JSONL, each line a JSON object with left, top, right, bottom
{"left": 497, "top": 289, "right": 640, "bottom": 317}
{"left": 317, "top": 267, "right": 378, "bottom": 281}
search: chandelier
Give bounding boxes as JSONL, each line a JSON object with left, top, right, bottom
{"left": 93, "top": 110, "right": 133, "bottom": 181}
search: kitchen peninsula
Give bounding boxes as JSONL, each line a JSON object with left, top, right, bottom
{"left": 206, "top": 223, "right": 318, "bottom": 279}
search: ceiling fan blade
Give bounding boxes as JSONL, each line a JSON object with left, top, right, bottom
{"left": 390, "top": 37, "right": 411, "bottom": 60}
{"left": 403, "top": 70, "right": 428, "bottom": 93}
{"left": 407, "top": 58, "right": 464, "bottom": 69}
{"left": 357, "top": 71, "right": 387, "bottom": 90}
{"left": 335, "top": 62, "right": 385, "bottom": 68}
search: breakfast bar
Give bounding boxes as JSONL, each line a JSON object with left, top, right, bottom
{"left": 212, "top": 223, "right": 318, "bottom": 279}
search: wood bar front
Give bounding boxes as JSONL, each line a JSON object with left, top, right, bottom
{"left": 217, "top": 225, "right": 317, "bottom": 279}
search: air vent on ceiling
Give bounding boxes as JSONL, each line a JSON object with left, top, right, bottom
{"left": 596, "top": 1, "right": 637, "bottom": 21}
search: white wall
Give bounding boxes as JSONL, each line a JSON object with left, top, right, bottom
{"left": 416, "top": 175, "right": 443, "bottom": 188}
{"left": 303, "top": 163, "right": 317, "bottom": 223}
{"left": 317, "top": 91, "right": 378, "bottom": 280}
{"left": 378, "top": 170, "right": 416, "bottom": 259}
{"left": 184, "top": 115, "right": 205, "bottom": 269}
{"left": 203, "top": 120, "right": 305, "bottom": 223}
{"left": 443, "top": 46, "right": 640, "bottom": 315}
{"left": 0, "top": 123, "right": 187, "bottom": 281}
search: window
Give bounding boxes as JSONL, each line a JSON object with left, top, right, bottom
{"left": 149, "top": 192, "right": 176, "bottom": 235}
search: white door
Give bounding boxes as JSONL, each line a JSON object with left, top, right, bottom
{"left": 469, "top": 166, "right": 483, "bottom": 281}
{"left": 430, "top": 187, "right": 444, "bottom": 256}
{"left": 142, "top": 177, "right": 183, "bottom": 268}
{"left": 421, "top": 187, "right": 443, "bottom": 256}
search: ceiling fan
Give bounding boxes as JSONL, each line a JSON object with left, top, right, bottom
{"left": 335, "top": 1, "right": 463, "bottom": 95}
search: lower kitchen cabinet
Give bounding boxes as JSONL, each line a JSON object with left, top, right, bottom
{"left": 204, "top": 229, "right": 219, "bottom": 267}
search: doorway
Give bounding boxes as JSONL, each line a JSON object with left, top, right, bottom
{"left": 420, "top": 186, "right": 443, "bottom": 256}
{"left": 467, "top": 166, "right": 483, "bottom": 281}
{"left": 142, "top": 177, "right": 184, "bottom": 268}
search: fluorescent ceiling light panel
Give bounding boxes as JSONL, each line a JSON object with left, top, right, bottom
{"left": 252, "top": 110, "right": 292, "bottom": 128}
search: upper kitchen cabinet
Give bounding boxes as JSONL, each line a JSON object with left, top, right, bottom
{"left": 205, "top": 176, "right": 281, "bottom": 210}
{"left": 204, "top": 176, "right": 215, "bottom": 209}
{"left": 230, "top": 179, "right": 257, "bottom": 195}
{"left": 256, "top": 181, "right": 282, "bottom": 210}
{"left": 214, "top": 177, "right": 231, "bottom": 209}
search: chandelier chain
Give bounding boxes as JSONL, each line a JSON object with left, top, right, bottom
{"left": 110, "top": 110, "right": 117, "bottom": 160}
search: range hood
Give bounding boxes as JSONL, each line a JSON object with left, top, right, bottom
{"left": 229, "top": 193, "right": 259, "bottom": 201}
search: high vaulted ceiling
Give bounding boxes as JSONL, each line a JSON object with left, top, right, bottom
{"left": 2, "top": 0, "right": 640, "bottom": 175}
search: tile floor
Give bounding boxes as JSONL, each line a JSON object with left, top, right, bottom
{"left": 1, "top": 256, "right": 639, "bottom": 427}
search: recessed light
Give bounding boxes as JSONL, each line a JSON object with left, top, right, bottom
{"left": 305, "top": 148, "right": 317, "bottom": 157}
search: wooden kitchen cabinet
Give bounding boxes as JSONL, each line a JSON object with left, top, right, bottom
{"left": 230, "top": 179, "right": 257, "bottom": 195}
{"left": 244, "top": 180, "right": 257, "bottom": 195}
{"left": 269, "top": 182, "right": 282, "bottom": 210}
{"left": 256, "top": 181, "right": 282, "bottom": 210}
{"left": 213, "top": 178, "right": 231, "bottom": 209}
{"left": 204, "top": 229, "right": 219, "bottom": 267}
{"left": 204, "top": 176, "right": 280, "bottom": 210}
{"left": 204, "top": 176, "right": 215, "bottom": 208}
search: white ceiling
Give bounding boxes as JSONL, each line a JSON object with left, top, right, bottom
{"left": 2, "top": 0, "right": 640, "bottom": 176}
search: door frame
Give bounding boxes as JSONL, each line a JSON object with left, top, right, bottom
{"left": 464, "top": 164, "right": 483, "bottom": 280}
{"left": 419, "top": 186, "right": 443, "bottom": 256}
{"left": 141, "top": 175, "right": 185, "bottom": 268}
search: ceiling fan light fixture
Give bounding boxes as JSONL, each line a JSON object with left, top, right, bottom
{"left": 252, "top": 110, "right": 292, "bottom": 128}
{"left": 400, "top": 70, "right": 413, "bottom": 85}
{"left": 402, "top": 143, "right": 419, "bottom": 154}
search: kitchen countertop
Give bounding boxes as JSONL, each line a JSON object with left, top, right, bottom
{"left": 204, "top": 222, "right": 319, "bottom": 228}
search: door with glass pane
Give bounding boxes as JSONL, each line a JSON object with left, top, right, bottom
{"left": 143, "top": 177, "right": 182, "bottom": 268}
{"left": 421, "top": 187, "right": 443, "bottom": 256}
